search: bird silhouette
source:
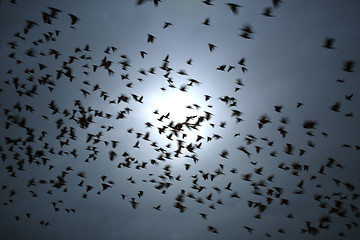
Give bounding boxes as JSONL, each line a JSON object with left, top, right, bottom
{"left": 208, "top": 43, "right": 216, "bottom": 52}
{"left": 262, "top": 7, "right": 274, "bottom": 17}
{"left": 226, "top": 3, "right": 241, "bottom": 15}
{"left": 202, "top": 18, "right": 211, "bottom": 26}
{"left": 323, "top": 38, "right": 335, "bottom": 49}
{"left": 343, "top": 60, "right": 355, "bottom": 72}
{"left": 203, "top": 0, "right": 214, "bottom": 6}
{"left": 163, "top": 22, "right": 172, "bottom": 28}
{"left": 68, "top": 14, "right": 80, "bottom": 28}
{"left": 147, "top": 34, "right": 156, "bottom": 43}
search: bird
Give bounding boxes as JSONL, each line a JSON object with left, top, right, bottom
{"left": 272, "top": 0, "right": 283, "bottom": 8}
{"left": 147, "top": 34, "right": 156, "bottom": 43}
{"left": 140, "top": 51, "right": 147, "bottom": 58}
{"left": 323, "top": 38, "right": 335, "bottom": 49}
{"left": 345, "top": 94, "right": 353, "bottom": 101}
{"left": 130, "top": 198, "right": 138, "bottom": 209}
{"left": 244, "top": 225, "right": 254, "bottom": 234}
{"left": 137, "top": 0, "right": 161, "bottom": 6}
{"left": 200, "top": 213, "right": 207, "bottom": 220}
{"left": 284, "top": 143, "right": 294, "bottom": 155}
{"left": 330, "top": 102, "right": 341, "bottom": 112}
{"left": 202, "top": 0, "right": 214, "bottom": 6}
{"left": 262, "top": 7, "right": 274, "bottom": 17}
{"left": 48, "top": 7, "right": 62, "bottom": 18}
{"left": 202, "top": 18, "right": 210, "bottom": 26}
{"left": 342, "top": 60, "right": 355, "bottom": 72}
{"left": 226, "top": 3, "right": 241, "bottom": 15}
{"left": 241, "top": 24, "right": 254, "bottom": 34}
{"left": 68, "top": 14, "right": 80, "bottom": 28}
{"left": 163, "top": 22, "right": 172, "bottom": 28}
{"left": 153, "top": 204, "right": 161, "bottom": 211}
{"left": 207, "top": 225, "right": 218, "bottom": 233}
{"left": 208, "top": 43, "right": 216, "bottom": 52}
{"left": 274, "top": 105, "right": 283, "bottom": 112}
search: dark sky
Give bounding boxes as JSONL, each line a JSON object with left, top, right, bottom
{"left": 1, "top": 0, "right": 360, "bottom": 239}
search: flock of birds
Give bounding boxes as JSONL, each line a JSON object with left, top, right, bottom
{"left": 0, "top": 0, "right": 359, "bottom": 238}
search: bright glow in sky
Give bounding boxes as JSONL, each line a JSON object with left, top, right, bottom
{"left": 155, "top": 91, "right": 198, "bottom": 121}
{"left": 145, "top": 89, "right": 209, "bottom": 144}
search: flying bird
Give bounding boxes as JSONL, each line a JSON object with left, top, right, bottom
{"left": 272, "top": 0, "right": 283, "bottom": 8}
{"left": 323, "top": 38, "right": 335, "bottom": 49}
{"left": 202, "top": 0, "right": 214, "bottom": 6}
{"left": 202, "top": 18, "right": 210, "bottom": 26}
{"left": 137, "top": 0, "right": 161, "bottom": 6}
{"left": 163, "top": 22, "right": 172, "bottom": 28}
{"left": 147, "top": 34, "right": 156, "bottom": 43}
{"left": 226, "top": 3, "right": 242, "bottom": 15}
{"left": 262, "top": 7, "right": 274, "bottom": 17}
{"left": 330, "top": 102, "right": 341, "bottom": 112}
{"left": 342, "top": 60, "right": 355, "bottom": 72}
{"left": 208, "top": 43, "right": 216, "bottom": 52}
{"left": 68, "top": 14, "right": 80, "bottom": 28}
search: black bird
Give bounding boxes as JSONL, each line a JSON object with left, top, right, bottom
{"left": 342, "top": 60, "right": 355, "bottom": 72}
{"left": 137, "top": 0, "right": 161, "bottom": 6}
{"left": 200, "top": 213, "right": 207, "bottom": 220}
{"left": 207, "top": 225, "right": 218, "bottom": 233}
{"left": 208, "top": 43, "right": 216, "bottom": 52}
{"left": 147, "top": 34, "right": 156, "bottom": 43}
{"left": 323, "top": 38, "right": 335, "bottom": 49}
{"left": 274, "top": 105, "right": 283, "bottom": 112}
{"left": 284, "top": 143, "right": 294, "bottom": 155}
{"left": 244, "top": 225, "right": 254, "bottom": 234}
{"left": 272, "top": 0, "right": 282, "bottom": 8}
{"left": 140, "top": 51, "right": 147, "bottom": 58}
{"left": 130, "top": 198, "right": 138, "bottom": 209}
{"left": 68, "top": 14, "right": 80, "bottom": 28}
{"left": 163, "top": 22, "right": 172, "bottom": 28}
{"left": 226, "top": 3, "right": 241, "bottom": 15}
{"left": 42, "top": 11, "right": 52, "bottom": 24}
{"left": 330, "top": 102, "right": 341, "bottom": 112}
{"left": 203, "top": 0, "right": 213, "bottom": 6}
{"left": 262, "top": 7, "right": 274, "bottom": 17}
{"left": 48, "top": 7, "right": 62, "bottom": 18}
{"left": 296, "top": 102, "right": 304, "bottom": 108}
{"left": 153, "top": 204, "right": 161, "bottom": 211}
{"left": 203, "top": 18, "right": 210, "bottom": 26}
{"left": 241, "top": 24, "right": 254, "bottom": 34}
{"left": 24, "top": 20, "right": 38, "bottom": 34}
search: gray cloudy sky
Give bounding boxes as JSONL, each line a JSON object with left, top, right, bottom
{"left": 1, "top": 0, "right": 360, "bottom": 239}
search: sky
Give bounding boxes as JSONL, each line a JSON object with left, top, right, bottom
{"left": 0, "top": 0, "right": 360, "bottom": 239}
